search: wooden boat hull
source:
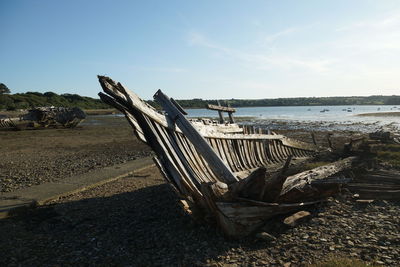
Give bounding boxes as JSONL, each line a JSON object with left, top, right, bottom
{"left": 98, "top": 76, "right": 353, "bottom": 238}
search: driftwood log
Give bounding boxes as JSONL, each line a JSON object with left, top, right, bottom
{"left": 98, "top": 76, "right": 355, "bottom": 238}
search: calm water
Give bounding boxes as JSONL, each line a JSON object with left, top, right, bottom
{"left": 186, "top": 105, "right": 400, "bottom": 132}
{"left": 87, "top": 105, "right": 400, "bottom": 132}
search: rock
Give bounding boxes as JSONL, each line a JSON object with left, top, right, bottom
{"left": 283, "top": 211, "right": 311, "bottom": 227}
{"left": 256, "top": 232, "right": 277, "bottom": 242}
{"left": 356, "top": 199, "right": 374, "bottom": 204}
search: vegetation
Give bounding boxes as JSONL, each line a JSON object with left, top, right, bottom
{"left": 0, "top": 83, "right": 10, "bottom": 94}
{"left": 0, "top": 92, "right": 109, "bottom": 110}
{"left": 148, "top": 95, "right": 400, "bottom": 109}
{"left": 375, "top": 144, "right": 400, "bottom": 168}
{"left": 1, "top": 88, "right": 400, "bottom": 111}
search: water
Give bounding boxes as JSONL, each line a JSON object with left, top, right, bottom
{"left": 185, "top": 105, "right": 400, "bottom": 132}
{"left": 84, "top": 105, "right": 400, "bottom": 132}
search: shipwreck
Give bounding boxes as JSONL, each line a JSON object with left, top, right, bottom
{"left": 98, "top": 76, "right": 359, "bottom": 238}
{"left": 0, "top": 106, "right": 86, "bottom": 130}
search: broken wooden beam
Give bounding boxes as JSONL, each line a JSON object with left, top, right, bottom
{"left": 278, "top": 157, "right": 357, "bottom": 203}
{"left": 207, "top": 104, "right": 236, "bottom": 113}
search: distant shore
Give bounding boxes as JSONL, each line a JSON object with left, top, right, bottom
{"left": 357, "top": 111, "right": 400, "bottom": 117}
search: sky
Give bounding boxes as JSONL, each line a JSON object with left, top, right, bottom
{"left": 1, "top": 0, "right": 400, "bottom": 100}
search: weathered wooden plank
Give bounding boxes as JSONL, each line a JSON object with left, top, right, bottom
{"left": 220, "top": 139, "right": 237, "bottom": 172}
{"left": 271, "top": 140, "right": 283, "bottom": 162}
{"left": 232, "top": 139, "right": 247, "bottom": 171}
{"left": 278, "top": 157, "right": 357, "bottom": 202}
{"left": 235, "top": 139, "right": 249, "bottom": 171}
{"left": 227, "top": 139, "right": 242, "bottom": 171}
{"left": 244, "top": 139, "right": 257, "bottom": 169}
{"left": 184, "top": 136, "right": 217, "bottom": 182}
{"left": 174, "top": 132, "right": 209, "bottom": 183}
{"left": 154, "top": 90, "right": 238, "bottom": 184}
{"left": 266, "top": 140, "right": 278, "bottom": 163}
{"left": 148, "top": 119, "right": 202, "bottom": 195}
{"left": 207, "top": 104, "right": 236, "bottom": 113}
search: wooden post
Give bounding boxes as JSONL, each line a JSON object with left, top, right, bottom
{"left": 311, "top": 132, "right": 317, "bottom": 145}
{"left": 327, "top": 133, "right": 333, "bottom": 149}
{"left": 207, "top": 103, "right": 236, "bottom": 124}
{"left": 217, "top": 101, "right": 224, "bottom": 124}
{"left": 228, "top": 112, "right": 235, "bottom": 123}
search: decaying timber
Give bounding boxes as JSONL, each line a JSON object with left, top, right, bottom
{"left": 98, "top": 76, "right": 356, "bottom": 238}
{"left": 0, "top": 107, "right": 86, "bottom": 130}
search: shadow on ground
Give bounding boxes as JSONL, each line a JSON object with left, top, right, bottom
{"left": 0, "top": 182, "right": 249, "bottom": 266}
{"left": 2, "top": 172, "right": 399, "bottom": 266}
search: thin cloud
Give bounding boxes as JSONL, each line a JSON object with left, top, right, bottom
{"left": 132, "top": 66, "right": 187, "bottom": 73}
{"left": 336, "top": 12, "right": 400, "bottom": 32}
{"left": 187, "top": 31, "right": 334, "bottom": 73}
{"left": 263, "top": 27, "right": 297, "bottom": 43}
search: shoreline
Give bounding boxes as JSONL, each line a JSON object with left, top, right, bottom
{"left": 356, "top": 111, "right": 400, "bottom": 117}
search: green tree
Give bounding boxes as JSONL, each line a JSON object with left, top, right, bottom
{"left": 0, "top": 83, "right": 11, "bottom": 94}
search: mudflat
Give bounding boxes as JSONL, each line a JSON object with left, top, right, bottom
{"left": 357, "top": 111, "right": 400, "bottom": 117}
{"left": 0, "top": 115, "right": 152, "bottom": 192}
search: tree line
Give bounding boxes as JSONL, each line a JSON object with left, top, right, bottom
{"left": 0, "top": 91, "right": 109, "bottom": 110}
{"left": 1, "top": 82, "right": 400, "bottom": 110}
{"left": 148, "top": 95, "right": 400, "bottom": 109}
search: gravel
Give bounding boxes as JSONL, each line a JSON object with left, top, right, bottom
{"left": 0, "top": 116, "right": 152, "bottom": 192}
{"left": 1, "top": 166, "right": 399, "bottom": 266}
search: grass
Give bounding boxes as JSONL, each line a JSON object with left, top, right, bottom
{"left": 373, "top": 143, "right": 400, "bottom": 168}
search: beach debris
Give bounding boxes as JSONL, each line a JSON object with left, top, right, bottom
{"left": 0, "top": 107, "right": 86, "bottom": 130}
{"left": 98, "top": 76, "right": 359, "bottom": 238}
{"left": 255, "top": 232, "right": 277, "bottom": 242}
{"left": 347, "top": 170, "right": 400, "bottom": 201}
{"left": 283, "top": 211, "right": 311, "bottom": 227}
{"left": 369, "top": 131, "right": 400, "bottom": 144}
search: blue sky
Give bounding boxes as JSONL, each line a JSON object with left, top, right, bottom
{"left": 1, "top": 0, "right": 399, "bottom": 99}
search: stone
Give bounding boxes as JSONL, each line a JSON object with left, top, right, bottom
{"left": 256, "top": 232, "right": 277, "bottom": 242}
{"left": 283, "top": 211, "right": 311, "bottom": 227}
{"left": 356, "top": 199, "right": 374, "bottom": 204}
